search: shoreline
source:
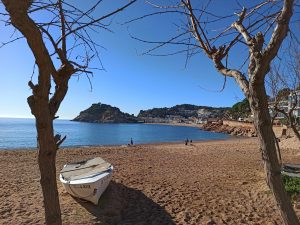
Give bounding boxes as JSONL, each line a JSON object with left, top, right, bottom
{"left": 1, "top": 121, "right": 297, "bottom": 151}
{"left": 0, "top": 122, "right": 232, "bottom": 151}
{"left": 145, "top": 122, "right": 204, "bottom": 128}
{"left": 146, "top": 121, "right": 257, "bottom": 137}
{"left": 0, "top": 136, "right": 239, "bottom": 152}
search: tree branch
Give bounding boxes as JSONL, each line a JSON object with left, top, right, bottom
{"left": 2, "top": 0, "right": 58, "bottom": 96}
{"left": 263, "top": 0, "right": 294, "bottom": 66}
{"left": 57, "top": 0, "right": 137, "bottom": 45}
{"left": 58, "top": 0, "right": 67, "bottom": 61}
{"left": 231, "top": 8, "right": 253, "bottom": 46}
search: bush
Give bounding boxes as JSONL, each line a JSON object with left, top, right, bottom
{"left": 279, "top": 118, "right": 289, "bottom": 126}
{"left": 282, "top": 174, "right": 300, "bottom": 196}
{"left": 295, "top": 117, "right": 300, "bottom": 125}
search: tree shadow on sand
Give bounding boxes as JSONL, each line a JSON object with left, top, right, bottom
{"left": 75, "top": 181, "right": 175, "bottom": 225}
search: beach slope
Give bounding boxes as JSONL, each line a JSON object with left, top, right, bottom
{"left": 0, "top": 138, "right": 299, "bottom": 224}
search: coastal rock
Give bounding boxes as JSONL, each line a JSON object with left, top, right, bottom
{"left": 201, "top": 121, "right": 257, "bottom": 137}
{"left": 73, "top": 103, "right": 139, "bottom": 123}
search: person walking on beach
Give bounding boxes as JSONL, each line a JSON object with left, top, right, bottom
{"left": 185, "top": 138, "right": 189, "bottom": 145}
{"left": 130, "top": 138, "right": 133, "bottom": 145}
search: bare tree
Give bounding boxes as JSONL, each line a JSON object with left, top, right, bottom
{"left": 130, "top": 0, "right": 299, "bottom": 224}
{"left": 268, "top": 44, "right": 300, "bottom": 140}
{"left": 0, "top": 1, "right": 136, "bottom": 224}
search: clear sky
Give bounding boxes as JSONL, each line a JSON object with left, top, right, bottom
{"left": 0, "top": 1, "right": 298, "bottom": 119}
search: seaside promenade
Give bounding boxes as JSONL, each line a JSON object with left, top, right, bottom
{"left": 1, "top": 137, "right": 300, "bottom": 224}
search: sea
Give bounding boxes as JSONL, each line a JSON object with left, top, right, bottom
{"left": 0, "top": 118, "right": 229, "bottom": 149}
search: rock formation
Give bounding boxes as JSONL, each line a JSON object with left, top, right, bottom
{"left": 201, "top": 120, "right": 257, "bottom": 137}
{"left": 73, "top": 103, "right": 139, "bottom": 123}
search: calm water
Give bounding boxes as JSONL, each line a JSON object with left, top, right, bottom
{"left": 0, "top": 118, "right": 228, "bottom": 149}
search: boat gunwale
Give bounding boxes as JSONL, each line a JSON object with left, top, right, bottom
{"left": 60, "top": 166, "right": 113, "bottom": 184}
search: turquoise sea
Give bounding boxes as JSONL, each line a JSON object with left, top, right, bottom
{"left": 0, "top": 118, "right": 228, "bottom": 149}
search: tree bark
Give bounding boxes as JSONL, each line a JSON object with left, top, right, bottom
{"left": 37, "top": 135, "right": 61, "bottom": 225}
{"left": 30, "top": 94, "right": 62, "bottom": 225}
{"left": 38, "top": 151, "right": 61, "bottom": 225}
{"left": 249, "top": 82, "right": 299, "bottom": 225}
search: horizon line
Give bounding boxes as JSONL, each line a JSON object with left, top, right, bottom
{"left": 0, "top": 116, "right": 72, "bottom": 120}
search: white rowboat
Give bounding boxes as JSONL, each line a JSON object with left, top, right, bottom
{"left": 60, "top": 157, "right": 113, "bottom": 205}
{"left": 281, "top": 164, "right": 300, "bottom": 178}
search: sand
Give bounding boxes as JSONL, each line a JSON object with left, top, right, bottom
{"left": 1, "top": 138, "right": 300, "bottom": 225}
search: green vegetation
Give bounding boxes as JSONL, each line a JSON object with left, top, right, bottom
{"left": 73, "top": 103, "right": 139, "bottom": 123}
{"left": 279, "top": 118, "right": 289, "bottom": 126}
{"left": 229, "top": 98, "right": 251, "bottom": 119}
{"left": 282, "top": 175, "right": 300, "bottom": 197}
{"left": 138, "top": 104, "right": 229, "bottom": 119}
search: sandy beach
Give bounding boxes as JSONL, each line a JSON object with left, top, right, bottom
{"left": 1, "top": 138, "right": 300, "bottom": 225}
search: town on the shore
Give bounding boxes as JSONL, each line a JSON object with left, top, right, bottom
{"left": 72, "top": 89, "right": 300, "bottom": 138}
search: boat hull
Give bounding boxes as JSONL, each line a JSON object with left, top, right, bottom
{"left": 60, "top": 166, "right": 113, "bottom": 205}
{"left": 281, "top": 164, "right": 300, "bottom": 178}
{"left": 282, "top": 171, "right": 300, "bottom": 178}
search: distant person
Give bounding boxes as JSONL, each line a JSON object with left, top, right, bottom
{"left": 185, "top": 138, "right": 189, "bottom": 145}
{"left": 190, "top": 139, "right": 193, "bottom": 144}
{"left": 130, "top": 138, "right": 133, "bottom": 145}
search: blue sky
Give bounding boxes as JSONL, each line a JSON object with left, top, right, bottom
{"left": 0, "top": 1, "right": 298, "bottom": 119}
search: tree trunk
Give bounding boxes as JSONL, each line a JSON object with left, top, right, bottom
{"left": 273, "top": 130, "right": 282, "bottom": 164}
{"left": 249, "top": 83, "right": 300, "bottom": 225}
{"left": 35, "top": 102, "right": 62, "bottom": 225}
{"left": 290, "top": 120, "right": 300, "bottom": 141}
{"left": 38, "top": 152, "right": 61, "bottom": 225}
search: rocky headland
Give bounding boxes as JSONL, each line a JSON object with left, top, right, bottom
{"left": 73, "top": 103, "right": 139, "bottom": 123}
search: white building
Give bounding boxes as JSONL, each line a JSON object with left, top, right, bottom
{"left": 269, "top": 90, "right": 300, "bottom": 119}
{"left": 288, "top": 90, "right": 300, "bottom": 118}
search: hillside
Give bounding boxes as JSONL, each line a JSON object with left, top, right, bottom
{"left": 73, "top": 103, "right": 230, "bottom": 124}
{"left": 138, "top": 104, "right": 229, "bottom": 122}
{"left": 72, "top": 103, "right": 138, "bottom": 123}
